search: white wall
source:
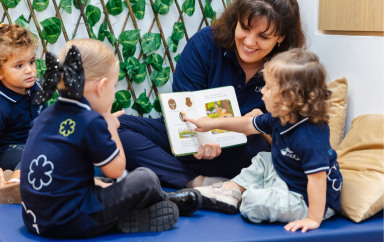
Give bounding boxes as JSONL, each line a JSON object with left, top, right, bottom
{"left": 298, "top": 0, "right": 384, "bottom": 132}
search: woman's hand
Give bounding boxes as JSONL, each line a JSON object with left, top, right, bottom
{"left": 193, "top": 144, "right": 222, "bottom": 160}
{"left": 243, "top": 108, "right": 263, "bottom": 117}
{"left": 284, "top": 217, "right": 321, "bottom": 233}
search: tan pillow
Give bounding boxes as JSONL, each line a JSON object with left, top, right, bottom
{"left": 327, "top": 77, "right": 348, "bottom": 150}
{"left": 336, "top": 114, "right": 384, "bottom": 223}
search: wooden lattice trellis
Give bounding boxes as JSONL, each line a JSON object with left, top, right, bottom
{"left": 0, "top": 0, "right": 229, "bottom": 117}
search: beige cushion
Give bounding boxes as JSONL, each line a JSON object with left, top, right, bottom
{"left": 336, "top": 114, "right": 384, "bottom": 223}
{"left": 327, "top": 77, "right": 348, "bottom": 150}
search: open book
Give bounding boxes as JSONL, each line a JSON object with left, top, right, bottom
{"left": 159, "top": 86, "right": 247, "bottom": 156}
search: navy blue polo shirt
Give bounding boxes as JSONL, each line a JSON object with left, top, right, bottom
{"left": 20, "top": 96, "right": 119, "bottom": 237}
{"left": 173, "top": 26, "right": 266, "bottom": 115}
{"left": 253, "top": 113, "right": 342, "bottom": 212}
{"left": 0, "top": 82, "right": 45, "bottom": 151}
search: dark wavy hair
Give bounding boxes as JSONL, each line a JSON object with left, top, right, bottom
{"left": 0, "top": 23, "right": 38, "bottom": 68}
{"left": 212, "top": 0, "right": 305, "bottom": 58}
{"left": 264, "top": 48, "right": 331, "bottom": 125}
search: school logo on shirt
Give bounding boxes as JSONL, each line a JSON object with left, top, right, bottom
{"left": 28, "top": 154, "right": 54, "bottom": 190}
{"left": 327, "top": 164, "right": 342, "bottom": 191}
{"left": 22, "top": 202, "right": 40, "bottom": 234}
{"left": 59, "top": 118, "right": 76, "bottom": 137}
{"left": 280, "top": 147, "right": 300, "bottom": 161}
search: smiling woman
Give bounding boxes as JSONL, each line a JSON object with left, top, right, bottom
{"left": 234, "top": 17, "right": 285, "bottom": 82}
{"left": 117, "top": 0, "right": 307, "bottom": 190}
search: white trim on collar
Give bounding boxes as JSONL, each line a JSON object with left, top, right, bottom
{"left": 58, "top": 96, "right": 91, "bottom": 110}
{"left": 280, "top": 117, "right": 309, "bottom": 135}
{"left": 0, "top": 91, "right": 17, "bottom": 103}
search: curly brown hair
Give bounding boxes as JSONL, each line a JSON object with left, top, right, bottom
{"left": 264, "top": 48, "right": 331, "bottom": 125}
{"left": 212, "top": 0, "right": 305, "bottom": 58}
{"left": 0, "top": 23, "right": 38, "bottom": 69}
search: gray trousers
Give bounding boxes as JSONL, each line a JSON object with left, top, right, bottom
{"left": 89, "top": 167, "right": 168, "bottom": 237}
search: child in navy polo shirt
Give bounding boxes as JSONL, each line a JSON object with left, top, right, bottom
{"left": 20, "top": 39, "right": 183, "bottom": 238}
{"left": 187, "top": 48, "right": 343, "bottom": 233}
{"left": 0, "top": 23, "right": 45, "bottom": 204}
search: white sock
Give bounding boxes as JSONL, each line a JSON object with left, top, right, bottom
{"left": 8, "top": 178, "right": 20, "bottom": 183}
{"left": 116, "top": 170, "right": 128, "bottom": 183}
{"left": 202, "top": 176, "right": 229, "bottom": 186}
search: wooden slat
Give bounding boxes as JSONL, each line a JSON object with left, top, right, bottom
{"left": 319, "top": 0, "right": 384, "bottom": 32}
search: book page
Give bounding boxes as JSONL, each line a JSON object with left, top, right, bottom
{"left": 193, "top": 86, "right": 247, "bottom": 149}
{"left": 160, "top": 92, "right": 202, "bottom": 156}
{"left": 160, "top": 86, "right": 247, "bottom": 156}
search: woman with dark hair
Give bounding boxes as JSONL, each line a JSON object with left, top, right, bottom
{"left": 118, "top": 0, "right": 306, "bottom": 189}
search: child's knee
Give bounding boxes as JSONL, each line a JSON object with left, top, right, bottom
{"left": 132, "top": 167, "right": 160, "bottom": 189}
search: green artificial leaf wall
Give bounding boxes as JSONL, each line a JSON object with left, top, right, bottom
{"left": 131, "top": 0, "right": 146, "bottom": 20}
{"left": 132, "top": 90, "right": 153, "bottom": 114}
{"left": 35, "top": 59, "right": 46, "bottom": 79}
{"left": 0, "top": 0, "right": 226, "bottom": 117}
{"left": 60, "top": 0, "right": 72, "bottom": 14}
{"left": 141, "top": 32, "right": 161, "bottom": 54}
{"left": 150, "top": 67, "right": 170, "bottom": 87}
{"left": 106, "top": 0, "right": 123, "bottom": 16}
{"left": 86, "top": 5, "right": 101, "bottom": 27}
{"left": 32, "top": 0, "right": 49, "bottom": 12}
{"left": 145, "top": 53, "right": 163, "bottom": 71}
{"left": 182, "top": 0, "right": 195, "bottom": 16}
{"left": 40, "top": 17, "right": 62, "bottom": 44}
{"left": 73, "top": 0, "right": 88, "bottom": 10}
{"left": 2, "top": 0, "right": 21, "bottom": 8}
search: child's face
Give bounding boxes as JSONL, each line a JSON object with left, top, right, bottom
{"left": 0, "top": 47, "right": 36, "bottom": 94}
{"left": 261, "top": 71, "right": 281, "bottom": 116}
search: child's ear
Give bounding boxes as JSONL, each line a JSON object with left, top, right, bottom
{"left": 95, "top": 77, "right": 108, "bottom": 97}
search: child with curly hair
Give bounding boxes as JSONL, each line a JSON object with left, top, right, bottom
{"left": 187, "top": 48, "right": 343, "bottom": 233}
{"left": 0, "top": 23, "right": 45, "bottom": 204}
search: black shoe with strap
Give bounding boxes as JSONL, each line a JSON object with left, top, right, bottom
{"left": 167, "top": 188, "right": 202, "bottom": 216}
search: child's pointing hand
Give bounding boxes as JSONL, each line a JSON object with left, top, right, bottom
{"left": 184, "top": 116, "right": 214, "bottom": 132}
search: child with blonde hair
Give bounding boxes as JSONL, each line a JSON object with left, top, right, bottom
{"left": 0, "top": 23, "right": 45, "bottom": 204}
{"left": 187, "top": 48, "right": 343, "bottom": 233}
{"left": 20, "top": 39, "right": 200, "bottom": 238}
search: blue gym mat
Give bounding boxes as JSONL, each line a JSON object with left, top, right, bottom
{"left": 0, "top": 204, "right": 382, "bottom": 241}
